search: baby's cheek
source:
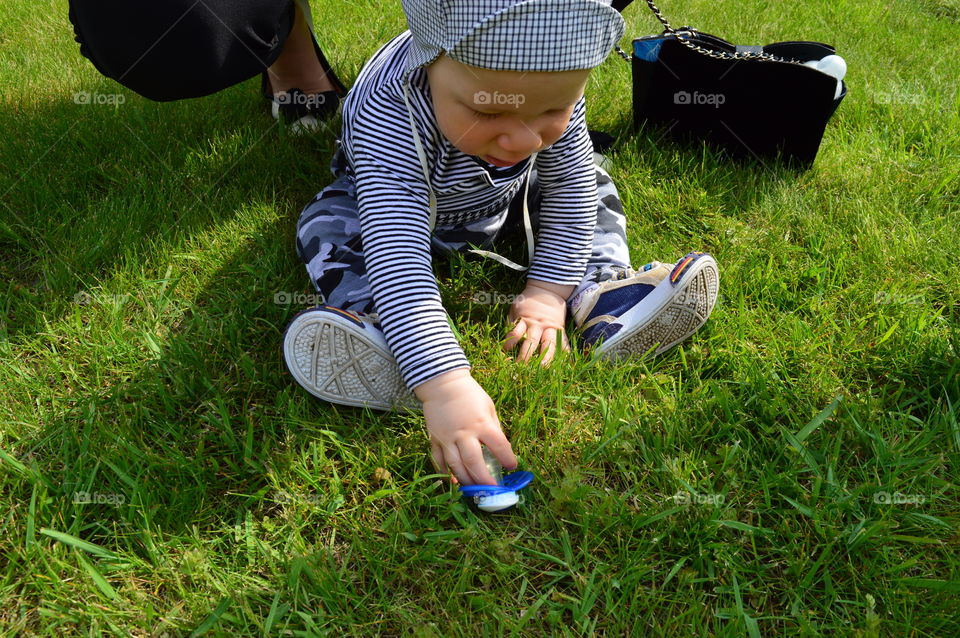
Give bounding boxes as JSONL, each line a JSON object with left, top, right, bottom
{"left": 544, "top": 119, "right": 572, "bottom": 147}
{"left": 542, "top": 128, "right": 565, "bottom": 148}
{"left": 437, "top": 114, "right": 474, "bottom": 152}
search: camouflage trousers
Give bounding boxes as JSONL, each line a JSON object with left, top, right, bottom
{"left": 296, "top": 151, "right": 632, "bottom": 314}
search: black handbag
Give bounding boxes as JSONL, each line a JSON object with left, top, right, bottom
{"left": 617, "top": 0, "right": 847, "bottom": 166}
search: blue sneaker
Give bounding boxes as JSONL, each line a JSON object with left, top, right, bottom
{"left": 282, "top": 305, "right": 418, "bottom": 411}
{"left": 571, "top": 252, "right": 719, "bottom": 359}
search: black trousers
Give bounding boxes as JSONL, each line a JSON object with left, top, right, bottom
{"left": 68, "top": 0, "right": 296, "bottom": 101}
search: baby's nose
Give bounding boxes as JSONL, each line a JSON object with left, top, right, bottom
{"left": 497, "top": 124, "right": 541, "bottom": 155}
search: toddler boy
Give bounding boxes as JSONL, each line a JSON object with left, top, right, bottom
{"left": 283, "top": 0, "right": 719, "bottom": 485}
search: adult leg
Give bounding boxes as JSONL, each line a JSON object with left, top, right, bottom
{"left": 67, "top": 0, "right": 339, "bottom": 102}
{"left": 265, "top": 0, "right": 342, "bottom": 96}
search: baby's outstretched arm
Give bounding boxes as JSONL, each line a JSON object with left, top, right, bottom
{"left": 415, "top": 369, "right": 517, "bottom": 485}
{"left": 503, "top": 280, "right": 574, "bottom": 365}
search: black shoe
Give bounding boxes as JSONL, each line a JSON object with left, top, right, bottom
{"left": 261, "top": 30, "right": 347, "bottom": 133}
{"left": 588, "top": 130, "right": 615, "bottom": 153}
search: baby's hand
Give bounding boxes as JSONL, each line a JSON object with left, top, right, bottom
{"left": 414, "top": 369, "right": 516, "bottom": 485}
{"left": 502, "top": 280, "right": 574, "bottom": 365}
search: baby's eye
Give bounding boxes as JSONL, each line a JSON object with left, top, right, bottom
{"left": 473, "top": 110, "right": 500, "bottom": 120}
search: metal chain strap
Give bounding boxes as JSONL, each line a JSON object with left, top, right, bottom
{"left": 616, "top": 0, "right": 803, "bottom": 65}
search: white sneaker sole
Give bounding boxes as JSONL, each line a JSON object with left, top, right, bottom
{"left": 283, "top": 308, "right": 416, "bottom": 411}
{"left": 595, "top": 255, "right": 720, "bottom": 360}
{"left": 271, "top": 102, "right": 322, "bottom": 135}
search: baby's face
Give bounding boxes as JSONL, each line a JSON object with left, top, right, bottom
{"left": 427, "top": 56, "right": 590, "bottom": 167}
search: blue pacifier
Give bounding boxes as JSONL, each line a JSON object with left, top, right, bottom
{"left": 458, "top": 447, "right": 534, "bottom": 513}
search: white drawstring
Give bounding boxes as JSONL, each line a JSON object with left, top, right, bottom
{"left": 402, "top": 81, "right": 535, "bottom": 272}
{"left": 401, "top": 82, "right": 438, "bottom": 230}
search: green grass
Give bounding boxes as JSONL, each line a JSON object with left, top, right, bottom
{"left": 1, "top": 0, "right": 958, "bottom": 635}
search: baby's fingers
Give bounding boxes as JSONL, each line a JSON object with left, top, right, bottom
{"left": 442, "top": 445, "right": 474, "bottom": 485}
{"left": 459, "top": 441, "right": 497, "bottom": 485}
{"left": 502, "top": 318, "right": 528, "bottom": 352}
{"left": 516, "top": 326, "right": 545, "bottom": 361}
{"left": 482, "top": 433, "right": 517, "bottom": 472}
{"left": 430, "top": 441, "right": 457, "bottom": 484}
{"left": 538, "top": 328, "right": 562, "bottom": 365}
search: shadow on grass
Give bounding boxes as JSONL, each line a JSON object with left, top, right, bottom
{"left": 6, "top": 206, "right": 433, "bottom": 544}
{"left": 0, "top": 77, "right": 430, "bottom": 550}
{"left": 0, "top": 77, "right": 338, "bottom": 339}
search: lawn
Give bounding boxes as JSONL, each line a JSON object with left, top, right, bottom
{"left": 1, "top": 0, "right": 958, "bottom": 635}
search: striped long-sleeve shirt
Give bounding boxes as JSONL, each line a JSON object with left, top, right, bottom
{"left": 339, "top": 32, "right": 598, "bottom": 389}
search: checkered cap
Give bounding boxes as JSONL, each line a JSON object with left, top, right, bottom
{"left": 402, "top": 0, "right": 625, "bottom": 74}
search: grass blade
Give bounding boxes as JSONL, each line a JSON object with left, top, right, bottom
{"left": 75, "top": 551, "right": 119, "bottom": 601}
{"left": 717, "top": 520, "right": 773, "bottom": 535}
{"left": 40, "top": 528, "right": 118, "bottom": 560}
{"left": 795, "top": 395, "right": 843, "bottom": 443}
{"left": 190, "top": 597, "right": 232, "bottom": 637}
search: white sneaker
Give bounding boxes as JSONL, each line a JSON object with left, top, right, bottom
{"left": 571, "top": 252, "right": 720, "bottom": 360}
{"left": 282, "top": 306, "right": 417, "bottom": 411}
